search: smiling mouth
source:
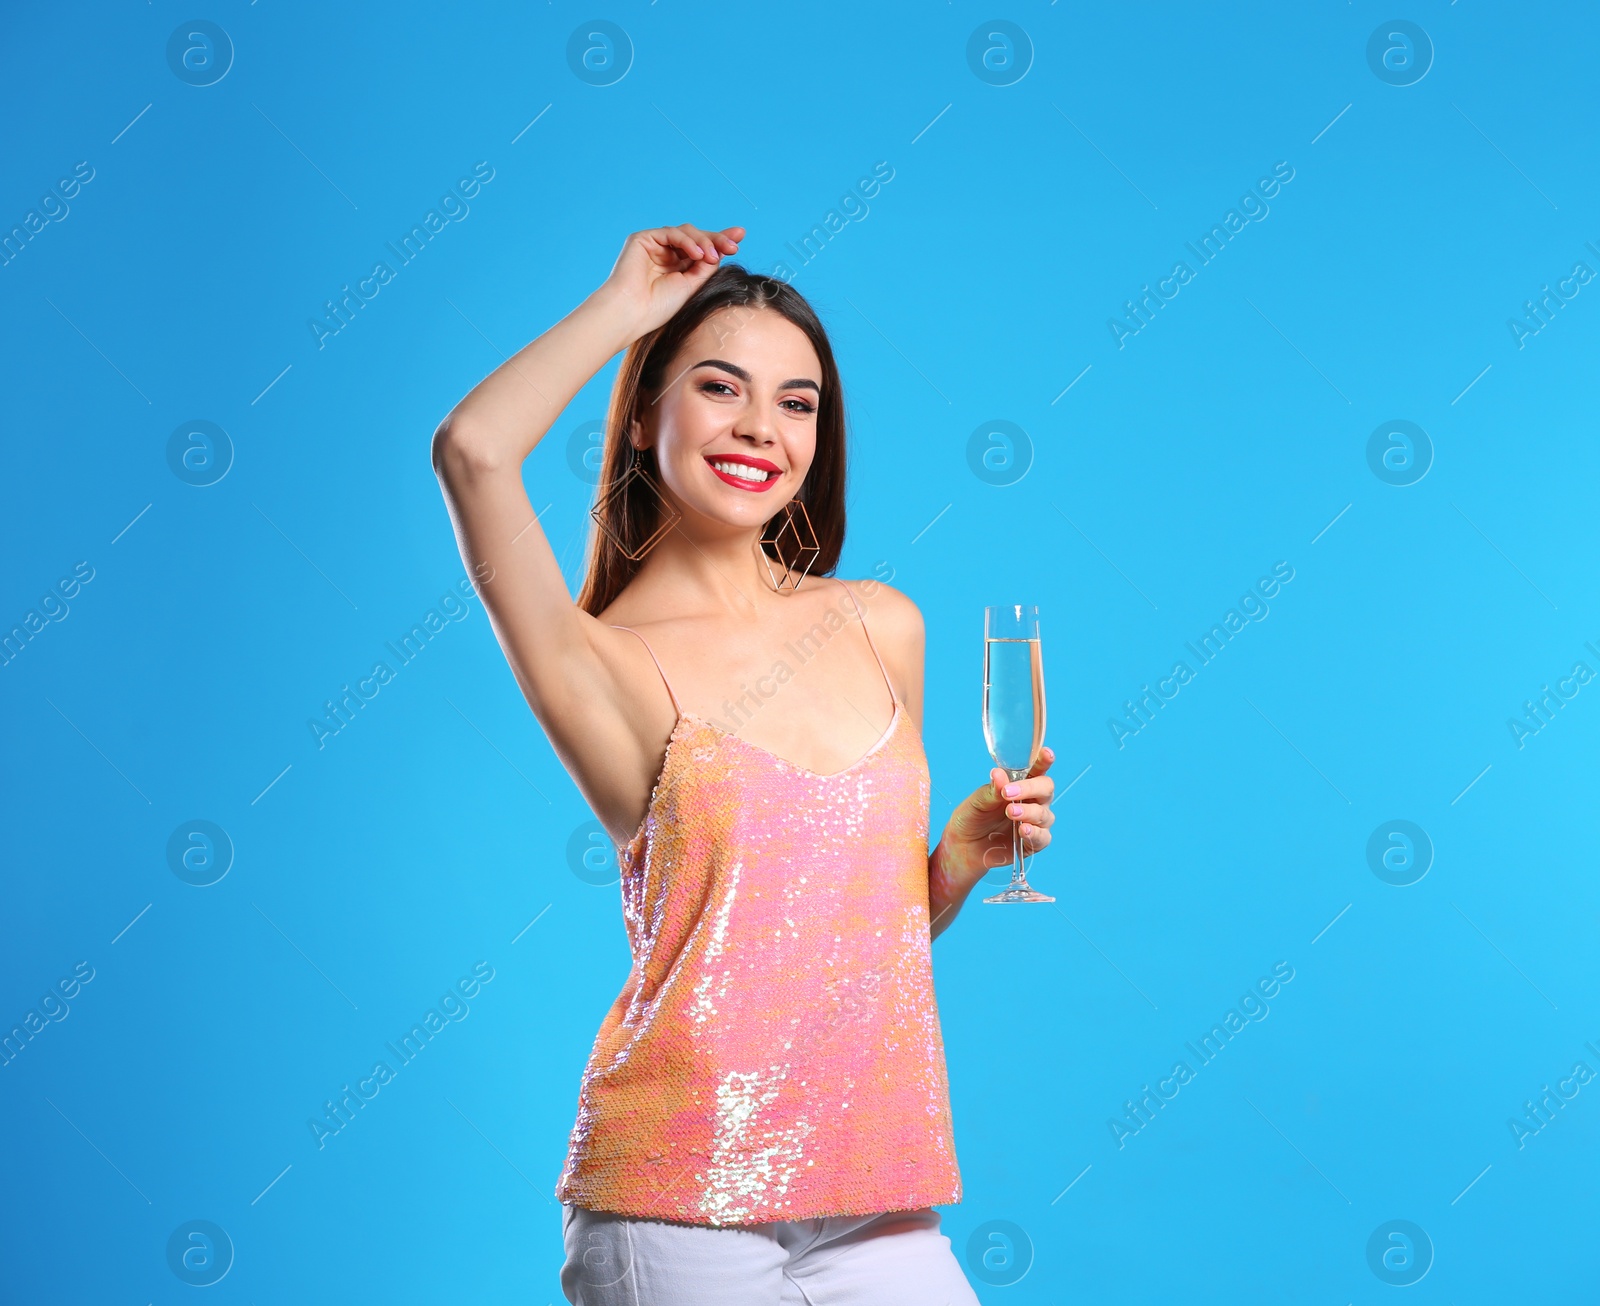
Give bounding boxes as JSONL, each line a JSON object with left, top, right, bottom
{"left": 705, "top": 455, "right": 782, "bottom": 492}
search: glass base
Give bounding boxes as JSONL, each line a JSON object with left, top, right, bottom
{"left": 983, "top": 884, "right": 1055, "bottom": 904}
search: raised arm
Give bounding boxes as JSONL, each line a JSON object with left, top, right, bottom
{"left": 431, "top": 223, "right": 744, "bottom": 838}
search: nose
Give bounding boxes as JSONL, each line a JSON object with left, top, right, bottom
{"left": 732, "top": 399, "right": 776, "bottom": 447}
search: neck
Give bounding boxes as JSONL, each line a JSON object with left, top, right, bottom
{"left": 630, "top": 515, "right": 786, "bottom": 617}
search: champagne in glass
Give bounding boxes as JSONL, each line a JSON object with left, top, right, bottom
{"left": 982, "top": 604, "right": 1053, "bottom": 904}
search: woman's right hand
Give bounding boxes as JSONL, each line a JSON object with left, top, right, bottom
{"left": 598, "top": 223, "right": 746, "bottom": 337}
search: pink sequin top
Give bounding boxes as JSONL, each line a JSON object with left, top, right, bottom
{"left": 555, "top": 582, "right": 962, "bottom": 1226}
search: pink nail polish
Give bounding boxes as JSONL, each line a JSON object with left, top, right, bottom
{"left": 1003, "top": 783, "right": 1019, "bottom": 797}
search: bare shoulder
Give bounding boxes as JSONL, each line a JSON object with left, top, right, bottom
{"left": 840, "top": 576, "right": 924, "bottom": 714}
{"left": 841, "top": 576, "right": 923, "bottom": 657}
{"left": 843, "top": 574, "right": 920, "bottom": 624}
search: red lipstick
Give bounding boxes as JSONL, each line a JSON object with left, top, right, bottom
{"left": 704, "top": 453, "right": 782, "bottom": 492}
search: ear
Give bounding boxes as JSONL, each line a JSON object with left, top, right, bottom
{"left": 626, "top": 415, "right": 646, "bottom": 450}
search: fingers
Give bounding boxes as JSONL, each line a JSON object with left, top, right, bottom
{"left": 984, "top": 809, "right": 1052, "bottom": 854}
{"left": 638, "top": 232, "right": 699, "bottom": 276}
{"left": 672, "top": 223, "right": 712, "bottom": 260}
{"left": 681, "top": 224, "right": 743, "bottom": 256}
{"left": 648, "top": 226, "right": 699, "bottom": 262}
{"left": 1003, "top": 801, "right": 1053, "bottom": 829}
{"left": 1026, "top": 745, "right": 1056, "bottom": 778}
{"left": 634, "top": 224, "right": 743, "bottom": 278}
{"left": 984, "top": 754, "right": 1058, "bottom": 850}
{"left": 993, "top": 770, "right": 1054, "bottom": 806}
{"left": 641, "top": 227, "right": 712, "bottom": 272}
{"left": 1019, "top": 822, "right": 1052, "bottom": 854}
{"left": 672, "top": 222, "right": 742, "bottom": 263}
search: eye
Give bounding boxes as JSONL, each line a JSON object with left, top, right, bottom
{"left": 698, "top": 380, "right": 736, "bottom": 396}
{"left": 780, "top": 397, "right": 816, "bottom": 414}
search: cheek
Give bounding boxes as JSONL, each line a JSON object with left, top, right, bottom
{"left": 786, "top": 428, "right": 819, "bottom": 480}
{"left": 664, "top": 388, "right": 727, "bottom": 444}
{"left": 650, "top": 401, "right": 710, "bottom": 476}
{"left": 653, "top": 413, "right": 736, "bottom": 508}
{"left": 655, "top": 436, "right": 700, "bottom": 498}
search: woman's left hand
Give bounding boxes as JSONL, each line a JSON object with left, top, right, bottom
{"left": 933, "top": 747, "right": 1057, "bottom": 895}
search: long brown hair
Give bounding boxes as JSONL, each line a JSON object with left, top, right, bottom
{"left": 576, "top": 264, "right": 847, "bottom": 615}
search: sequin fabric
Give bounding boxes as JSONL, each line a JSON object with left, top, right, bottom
{"left": 554, "top": 617, "right": 962, "bottom": 1227}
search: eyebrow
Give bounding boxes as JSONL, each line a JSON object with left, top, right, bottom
{"left": 690, "top": 358, "right": 820, "bottom": 394}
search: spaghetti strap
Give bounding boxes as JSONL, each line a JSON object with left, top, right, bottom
{"left": 837, "top": 579, "right": 897, "bottom": 706}
{"left": 612, "top": 625, "right": 681, "bottom": 717}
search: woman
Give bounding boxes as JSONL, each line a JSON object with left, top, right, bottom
{"left": 432, "top": 223, "right": 1057, "bottom": 1304}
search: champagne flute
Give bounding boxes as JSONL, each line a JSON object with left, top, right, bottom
{"left": 982, "top": 604, "right": 1053, "bottom": 904}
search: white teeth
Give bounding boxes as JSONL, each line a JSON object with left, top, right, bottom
{"left": 711, "top": 459, "right": 772, "bottom": 482}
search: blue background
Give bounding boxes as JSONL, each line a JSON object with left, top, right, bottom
{"left": 3, "top": 2, "right": 1596, "bottom": 1300}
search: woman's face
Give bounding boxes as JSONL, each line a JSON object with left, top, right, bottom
{"left": 637, "top": 307, "right": 823, "bottom": 533}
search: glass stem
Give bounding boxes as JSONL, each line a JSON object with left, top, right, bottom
{"left": 1009, "top": 771, "right": 1026, "bottom": 888}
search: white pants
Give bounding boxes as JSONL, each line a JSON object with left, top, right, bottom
{"left": 559, "top": 1203, "right": 981, "bottom": 1305}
